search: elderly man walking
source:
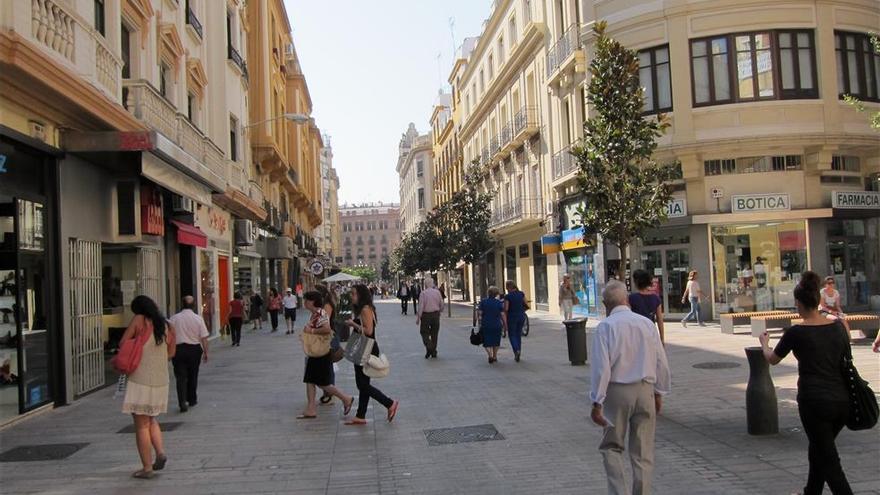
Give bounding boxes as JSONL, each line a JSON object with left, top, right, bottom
{"left": 416, "top": 278, "right": 444, "bottom": 359}
{"left": 169, "top": 296, "right": 210, "bottom": 413}
{"left": 590, "top": 281, "right": 671, "bottom": 495}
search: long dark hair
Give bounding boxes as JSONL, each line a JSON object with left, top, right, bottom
{"left": 794, "top": 271, "right": 822, "bottom": 310}
{"left": 351, "top": 284, "right": 375, "bottom": 318}
{"left": 131, "top": 295, "right": 166, "bottom": 344}
{"left": 315, "top": 284, "right": 336, "bottom": 317}
{"left": 302, "top": 291, "right": 324, "bottom": 309}
{"left": 270, "top": 287, "right": 278, "bottom": 297}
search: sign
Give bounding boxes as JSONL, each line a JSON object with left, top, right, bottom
{"left": 140, "top": 182, "right": 164, "bottom": 236}
{"left": 731, "top": 193, "right": 790, "bottom": 213}
{"left": 562, "top": 227, "right": 586, "bottom": 250}
{"left": 666, "top": 198, "right": 687, "bottom": 218}
{"left": 309, "top": 260, "right": 325, "bottom": 275}
{"left": 541, "top": 234, "right": 561, "bottom": 254}
{"left": 832, "top": 191, "right": 880, "bottom": 209}
{"left": 560, "top": 197, "right": 587, "bottom": 230}
{"left": 195, "top": 205, "right": 231, "bottom": 240}
{"left": 711, "top": 187, "right": 724, "bottom": 199}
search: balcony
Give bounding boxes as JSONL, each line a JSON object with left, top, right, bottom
{"left": 489, "top": 198, "right": 544, "bottom": 229}
{"left": 228, "top": 44, "right": 245, "bottom": 73}
{"left": 123, "top": 79, "right": 226, "bottom": 185}
{"left": 186, "top": 7, "right": 203, "bottom": 39}
{"left": 480, "top": 147, "right": 490, "bottom": 165}
{"left": 19, "top": 0, "right": 122, "bottom": 100}
{"left": 512, "top": 105, "right": 539, "bottom": 144}
{"left": 489, "top": 135, "right": 501, "bottom": 160}
{"left": 500, "top": 122, "right": 514, "bottom": 154}
{"left": 552, "top": 145, "right": 578, "bottom": 181}
{"left": 547, "top": 24, "right": 581, "bottom": 78}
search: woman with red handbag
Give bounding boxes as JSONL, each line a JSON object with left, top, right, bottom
{"left": 115, "top": 295, "right": 176, "bottom": 479}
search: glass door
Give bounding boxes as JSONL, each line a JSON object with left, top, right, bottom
{"left": 665, "top": 248, "right": 691, "bottom": 315}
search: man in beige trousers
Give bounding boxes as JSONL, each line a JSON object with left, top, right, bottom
{"left": 589, "top": 281, "right": 671, "bottom": 495}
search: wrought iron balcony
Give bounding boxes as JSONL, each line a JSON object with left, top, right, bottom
{"left": 481, "top": 147, "right": 490, "bottom": 165}
{"left": 186, "top": 7, "right": 203, "bottom": 39}
{"left": 513, "top": 105, "right": 538, "bottom": 143}
{"left": 489, "top": 198, "right": 544, "bottom": 228}
{"left": 552, "top": 145, "right": 578, "bottom": 181}
{"left": 228, "top": 44, "right": 245, "bottom": 72}
{"left": 500, "top": 122, "right": 513, "bottom": 148}
{"left": 547, "top": 24, "right": 580, "bottom": 77}
{"left": 489, "top": 136, "right": 501, "bottom": 157}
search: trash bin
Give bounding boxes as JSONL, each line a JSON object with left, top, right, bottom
{"left": 563, "top": 318, "right": 588, "bottom": 365}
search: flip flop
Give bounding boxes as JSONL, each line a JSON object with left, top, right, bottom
{"left": 152, "top": 454, "right": 167, "bottom": 471}
{"left": 132, "top": 470, "right": 155, "bottom": 479}
{"left": 296, "top": 414, "right": 317, "bottom": 419}
{"left": 387, "top": 401, "right": 399, "bottom": 423}
{"left": 343, "top": 397, "right": 354, "bottom": 416}
{"left": 345, "top": 418, "right": 367, "bottom": 426}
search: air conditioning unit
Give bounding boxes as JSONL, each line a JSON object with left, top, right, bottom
{"left": 266, "top": 236, "right": 294, "bottom": 259}
{"left": 172, "top": 195, "right": 194, "bottom": 213}
{"left": 234, "top": 219, "right": 255, "bottom": 246}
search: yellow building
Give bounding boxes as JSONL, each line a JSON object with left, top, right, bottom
{"left": 547, "top": 0, "right": 880, "bottom": 318}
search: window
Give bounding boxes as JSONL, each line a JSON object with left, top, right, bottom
{"left": 488, "top": 54, "right": 494, "bottom": 79}
{"left": 704, "top": 155, "right": 802, "bottom": 176}
{"left": 831, "top": 155, "right": 860, "bottom": 172}
{"left": 691, "top": 30, "right": 818, "bottom": 106}
{"left": 498, "top": 37, "right": 505, "bottom": 63}
{"left": 835, "top": 31, "right": 880, "bottom": 102}
{"left": 159, "top": 64, "right": 171, "bottom": 98}
{"left": 509, "top": 16, "right": 517, "bottom": 45}
{"left": 638, "top": 45, "right": 672, "bottom": 114}
{"left": 416, "top": 160, "right": 424, "bottom": 177}
{"left": 229, "top": 116, "right": 239, "bottom": 161}
{"left": 187, "top": 93, "right": 196, "bottom": 122}
{"left": 121, "top": 22, "right": 132, "bottom": 79}
{"left": 479, "top": 70, "right": 485, "bottom": 94}
{"left": 417, "top": 188, "right": 425, "bottom": 209}
{"left": 94, "top": 0, "right": 105, "bottom": 36}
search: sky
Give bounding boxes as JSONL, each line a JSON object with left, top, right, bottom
{"left": 283, "top": 0, "right": 490, "bottom": 205}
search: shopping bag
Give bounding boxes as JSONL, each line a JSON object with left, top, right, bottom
{"left": 344, "top": 331, "right": 374, "bottom": 366}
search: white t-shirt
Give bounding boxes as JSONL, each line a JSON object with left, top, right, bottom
{"left": 283, "top": 294, "right": 298, "bottom": 309}
{"left": 685, "top": 280, "right": 701, "bottom": 297}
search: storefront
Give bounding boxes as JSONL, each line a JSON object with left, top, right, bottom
{"left": 195, "top": 205, "right": 233, "bottom": 336}
{"left": 638, "top": 226, "right": 692, "bottom": 318}
{"left": 0, "top": 128, "right": 62, "bottom": 424}
{"left": 554, "top": 196, "right": 600, "bottom": 317}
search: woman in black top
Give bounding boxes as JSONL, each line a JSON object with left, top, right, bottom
{"left": 344, "top": 284, "right": 399, "bottom": 425}
{"left": 758, "top": 272, "right": 853, "bottom": 495}
{"left": 628, "top": 269, "right": 665, "bottom": 344}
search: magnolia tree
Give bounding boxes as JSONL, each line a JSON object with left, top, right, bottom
{"left": 572, "top": 21, "right": 679, "bottom": 275}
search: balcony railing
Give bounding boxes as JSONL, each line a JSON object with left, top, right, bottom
{"left": 500, "top": 122, "right": 513, "bottom": 148}
{"left": 481, "top": 147, "right": 490, "bottom": 165}
{"left": 25, "top": 0, "right": 122, "bottom": 100}
{"left": 489, "top": 198, "right": 544, "bottom": 228}
{"left": 489, "top": 136, "right": 501, "bottom": 157}
{"left": 552, "top": 145, "right": 578, "bottom": 181}
{"left": 513, "top": 105, "right": 538, "bottom": 141}
{"left": 228, "top": 44, "right": 245, "bottom": 72}
{"left": 186, "top": 7, "right": 203, "bottom": 39}
{"left": 547, "top": 24, "right": 580, "bottom": 77}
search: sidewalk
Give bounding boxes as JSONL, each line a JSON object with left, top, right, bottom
{"left": 1, "top": 301, "right": 878, "bottom": 494}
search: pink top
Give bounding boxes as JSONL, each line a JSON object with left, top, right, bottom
{"left": 418, "top": 288, "right": 445, "bottom": 315}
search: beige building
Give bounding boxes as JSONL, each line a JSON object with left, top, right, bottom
{"left": 396, "top": 123, "right": 434, "bottom": 235}
{"left": 546, "top": 0, "right": 880, "bottom": 319}
{"left": 318, "top": 134, "right": 341, "bottom": 266}
{"left": 339, "top": 203, "right": 401, "bottom": 275}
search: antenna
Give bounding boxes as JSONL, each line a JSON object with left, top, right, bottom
{"left": 436, "top": 52, "right": 443, "bottom": 91}
{"left": 448, "top": 17, "right": 456, "bottom": 57}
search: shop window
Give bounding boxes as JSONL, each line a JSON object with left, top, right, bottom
{"left": 835, "top": 31, "right": 880, "bottom": 102}
{"left": 831, "top": 155, "right": 860, "bottom": 172}
{"left": 638, "top": 45, "right": 672, "bottom": 114}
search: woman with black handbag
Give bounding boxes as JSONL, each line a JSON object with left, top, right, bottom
{"left": 344, "top": 284, "right": 399, "bottom": 425}
{"left": 477, "top": 286, "right": 506, "bottom": 364}
{"left": 758, "top": 272, "right": 855, "bottom": 495}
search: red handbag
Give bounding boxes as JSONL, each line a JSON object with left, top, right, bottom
{"left": 112, "top": 321, "right": 152, "bottom": 374}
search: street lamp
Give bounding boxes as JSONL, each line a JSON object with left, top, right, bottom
{"left": 244, "top": 113, "right": 310, "bottom": 130}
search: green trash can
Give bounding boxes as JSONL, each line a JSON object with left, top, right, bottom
{"left": 563, "top": 318, "right": 588, "bottom": 365}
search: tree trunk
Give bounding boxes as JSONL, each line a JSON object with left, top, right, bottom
{"left": 619, "top": 242, "right": 629, "bottom": 286}
{"left": 447, "top": 269, "right": 452, "bottom": 317}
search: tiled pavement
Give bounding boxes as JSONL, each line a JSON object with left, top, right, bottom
{"left": 1, "top": 300, "right": 878, "bottom": 494}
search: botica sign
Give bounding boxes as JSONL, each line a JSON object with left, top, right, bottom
{"left": 832, "top": 191, "right": 880, "bottom": 209}
{"left": 731, "top": 193, "right": 790, "bottom": 213}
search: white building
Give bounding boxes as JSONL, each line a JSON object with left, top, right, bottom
{"left": 396, "top": 123, "right": 434, "bottom": 235}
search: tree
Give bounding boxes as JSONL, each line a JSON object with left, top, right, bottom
{"left": 379, "top": 256, "right": 392, "bottom": 281}
{"left": 571, "top": 21, "right": 678, "bottom": 276}
{"left": 342, "top": 266, "right": 377, "bottom": 282}
{"left": 844, "top": 34, "right": 880, "bottom": 131}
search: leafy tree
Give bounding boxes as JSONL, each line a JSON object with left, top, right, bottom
{"left": 844, "top": 34, "right": 880, "bottom": 131}
{"left": 342, "top": 266, "right": 377, "bottom": 282}
{"left": 571, "top": 21, "right": 678, "bottom": 274}
{"left": 448, "top": 162, "right": 494, "bottom": 268}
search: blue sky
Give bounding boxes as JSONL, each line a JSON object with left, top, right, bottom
{"left": 284, "top": 0, "right": 489, "bottom": 204}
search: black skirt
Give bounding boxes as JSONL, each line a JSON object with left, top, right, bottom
{"left": 303, "top": 352, "right": 333, "bottom": 386}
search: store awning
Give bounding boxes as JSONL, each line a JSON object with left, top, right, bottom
{"left": 171, "top": 220, "right": 207, "bottom": 248}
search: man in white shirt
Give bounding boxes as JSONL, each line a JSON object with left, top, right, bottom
{"left": 590, "top": 280, "right": 671, "bottom": 495}
{"left": 169, "top": 296, "right": 210, "bottom": 413}
{"left": 282, "top": 288, "right": 298, "bottom": 335}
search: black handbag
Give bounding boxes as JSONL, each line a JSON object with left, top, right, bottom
{"left": 469, "top": 327, "right": 483, "bottom": 346}
{"left": 842, "top": 347, "right": 878, "bottom": 431}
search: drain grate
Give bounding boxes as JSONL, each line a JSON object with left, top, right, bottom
{"left": 0, "top": 443, "right": 89, "bottom": 462}
{"left": 117, "top": 421, "right": 183, "bottom": 434}
{"left": 424, "top": 424, "right": 504, "bottom": 446}
{"left": 693, "top": 361, "right": 741, "bottom": 370}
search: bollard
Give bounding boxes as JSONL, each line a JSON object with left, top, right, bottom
{"left": 563, "top": 318, "right": 588, "bottom": 365}
{"left": 744, "top": 346, "right": 779, "bottom": 435}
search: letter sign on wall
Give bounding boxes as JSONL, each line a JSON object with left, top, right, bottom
{"left": 832, "top": 191, "right": 880, "bottom": 210}
{"left": 666, "top": 199, "right": 687, "bottom": 218}
{"left": 731, "top": 193, "right": 791, "bottom": 213}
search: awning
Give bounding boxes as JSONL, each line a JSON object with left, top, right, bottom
{"left": 171, "top": 220, "right": 207, "bottom": 248}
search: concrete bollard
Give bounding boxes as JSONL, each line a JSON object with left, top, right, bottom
{"left": 744, "top": 346, "right": 779, "bottom": 435}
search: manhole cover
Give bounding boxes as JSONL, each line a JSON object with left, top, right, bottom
{"left": 117, "top": 421, "right": 183, "bottom": 434}
{"left": 424, "top": 424, "right": 504, "bottom": 446}
{"left": 693, "top": 362, "right": 741, "bottom": 369}
{"left": 0, "top": 443, "right": 89, "bottom": 462}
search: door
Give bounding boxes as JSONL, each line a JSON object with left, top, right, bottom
{"left": 218, "top": 255, "right": 230, "bottom": 328}
{"left": 69, "top": 239, "right": 103, "bottom": 396}
{"left": 829, "top": 238, "right": 870, "bottom": 310}
{"left": 664, "top": 248, "right": 691, "bottom": 315}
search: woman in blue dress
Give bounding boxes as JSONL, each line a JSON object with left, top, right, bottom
{"left": 478, "top": 286, "right": 506, "bottom": 364}
{"left": 503, "top": 281, "right": 528, "bottom": 362}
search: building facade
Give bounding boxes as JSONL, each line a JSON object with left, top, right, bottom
{"left": 318, "top": 134, "right": 341, "bottom": 267}
{"left": 396, "top": 124, "right": 434, "bottom": 235}
{"left": 339, "top": 203, "right": 401, "bottom": 276}
{"left": 546, "top": 0, "right": 880, "bottom": 319}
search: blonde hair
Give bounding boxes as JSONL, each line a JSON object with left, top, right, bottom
{"left": 688, "top": 270, "right": 698, "bottom": 280}
{"left": 487, "top": 286, "right": 500, "bottom": 298}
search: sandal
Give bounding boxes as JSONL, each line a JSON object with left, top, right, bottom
{"left": 152, "top": 454, "right": 167, "bottom": 471}
{"left": 343, "top": 397, "right": 354, "bottom": 416}
{"left": 387, "top": 401, "right": 399, "bottom": 423}
{"left": 132, "top": 470, "right": 155, "bottom": 479}
{"left": 320, "top": 395, "right": 332, "bottom": 405}
{"left": 345, "top": 418, "right": 368, "bottom": 426}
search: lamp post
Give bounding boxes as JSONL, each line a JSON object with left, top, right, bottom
{"left": 243, "top": 113, "right": 310, "bottom": 130}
